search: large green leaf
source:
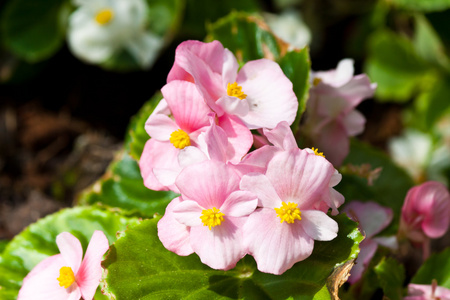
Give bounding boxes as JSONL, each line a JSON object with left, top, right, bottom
{"left": 103, "top": 214, "right": 362, "bottom": 299}
{"left": 339, "top": 139, "right": 414, "bottom": 234}
{"left": 1, "top": 0, "right": 69, "bottom": 62}
{"left": 365, "top": 29, "right": 432, "bottom": 102}
{"left": 206, "top": 12, "right": 311, "bottom": 129}
{"left": 412, "top": 247, "right": 450, "bottom": 288}
{"left": 374, "top": 257, "right": 406, "bottom": 300}
{"left": 0, "top": 206, "right": 140, "bottom": 300}
{"left": 390, "top": 0, "right": 450, "bottom": 12}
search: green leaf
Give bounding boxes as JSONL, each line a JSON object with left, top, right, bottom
{"left": 1, "top": 0, "right": 69, "bottom": 62}
{"left": 103, "top": 214, "right": 361, "bottom": 299}
{"left": 413, "top": 14, "right": 450, "bottom": 70}
{"left": 412, "top": 247, "right": 450, "bottom": 288}
{"left": 77, "top": 151, "right": 176, "bottom": 217}
{"left": 339, "top": 139, "right": 414, "bottom": 234}
{"left": 389, "top": 0, "right": 450, "bottom": 12}
{"left": 365, "top": 29, "right": 432, "bottom": 102}
{"left": 0, "top": 240, "right": 8, "bottom": 255}
{"left": 374, "top": 257, "right": 406, "bottom": 300}
{"left": 207, "top": 11, "right": 311, "bottom": 128}
{"left": 0, "top": 206, "right": 140, "bottom": 300}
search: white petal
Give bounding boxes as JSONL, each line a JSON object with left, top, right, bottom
{"left": 300, "top": 210, "right": 338, "bottom": 241}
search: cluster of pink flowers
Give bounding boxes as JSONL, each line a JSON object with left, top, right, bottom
{"left": 140, "top": 40, "right": 346, "bottom": 274}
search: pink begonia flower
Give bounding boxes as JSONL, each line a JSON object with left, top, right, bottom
{"left": 405, "top": 282, "right": 450, "bottom": 300}
{"left": 158, "top": 160, "right": 258, "bottom": 270}
{"left": 301, "top": 59, "right": 376, "bottom": 166}
{"left": 240, "top": 148, "right": 340, "bottom": 275}
{"left": 167, "top": 40, "right": 298, "bottom": 129}
{"left": 343, "top": 201, "right": 397, "bottom": 283}
{"left": 140, "top": 80, "right": 252, "bottom": 192}
{"left": 400, "top": 181, "right": 450, "bottom": 244}
{"left": 261, "top": 121, "right": 345, "bottom": 215}
{"left": 18, "top": 231, "right": 109, "bottom": 300}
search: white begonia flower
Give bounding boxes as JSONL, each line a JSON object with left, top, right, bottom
{"left": 68, "top": 0, "right": 163, "bottom": 68}
{"left": 264, "top": 10, "right": 311, "bottom": 50}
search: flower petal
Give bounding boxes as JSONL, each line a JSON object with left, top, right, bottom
{"left": 216, "top": 95, "right": 250, "bottom": 117}
{"left": 190, "top": 216, "right": 246, "bottom": 270}
{"left": 217, "top": 114, "right": 253, "bottom": 163}
{"left": 144, "top": 113, "right": 179, "bottom": 141}
{"left": 161, "top": 81, "right": 211, "bottom": 132}
{"left": 77, "top": 231, "right": 109, "bottom": 300}
{"left": 125, "top": 32, "right": 163, "bottom": 68}
{"left": 56, "top": 232, "right": 83, "bottom": 274}
{"left": 173, "top": 200, "right": 204, "bottom": 227}
{"left": 263, "top": 121, "right": 298, "bottom": 150}
{"left": 347, "top": 238, "right": 378, "bottom": 284}
{"left": 237, "top": 59, "right": 298, "bottom": 129}
{"left": 300, "top": 210, "right": 338, "bottom": 241}
{"left": 157, "top": 197, "right": 194, "bottom": 256}
{"left": 344, "top": 201, "right": 393, "bottom": 238}
{"left": 240, "top": 173, "right": 282, "bottom": 208}
{"left": 18, "top": 254, "right": 80, "bottom": 300}
{"left": 243, "top": 208, "right": 314, "bottom": 275}
{"left": 220, "top": 191, "right": 258, "bottom": 217}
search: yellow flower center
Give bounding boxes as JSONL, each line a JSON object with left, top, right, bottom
{"left": 227, "top": 82, "right": 247, "bottom": 100}
{"left": 274, "top": 202, "right": 301, "bottom": 224}
{"left": 313, "top": 77, "right": 322, "bottom": 86}
{"left": 57, "top": 266, "right": 75, "bottom": 289}
{"left": 200, "top": 207, "right": 225, "bottom": 230}
{"left": 311, "top": 147, "right": 325, "bottom": 158}
{"left": 95, "top": 9, "right": 114, "bottom": 25}
{"left": 170, "top": 129, "right": 191, "bottom": 149}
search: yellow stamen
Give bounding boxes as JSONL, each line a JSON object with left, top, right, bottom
{"left": 227, "top": 82, "right": 247, "bottom": 100}
{"left": 274, "top": 202, "right": 301, "bottom": 224}
{"left": 170, "top": 129, "right": 191, "bottom": 149}
{"left": 57, "top": 266, "right": 75, "bottom": 289}
{"left": 200, "top": 207, "right": 225, "bottom": 230}
{"left": 95, "top": 9, "right": 114, "bottom": 25}
{"left": 311, "top": 147, "right": 325, "bottom": 158}
{"left": 313, "top": 77, "right": 322, "bottom": 86}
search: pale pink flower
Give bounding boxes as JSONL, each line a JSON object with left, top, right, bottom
{"left": 343, "top": 201, "right": 396, "bottom": 283}
{"left": 400, "top": 181, "right": 450, "bottom": 244}
{"left": 405, "top": 282, "right": 450, "bottom": 300}
{"left": 140, "top": 80, "right": 252, "bottom": 192}
{"left": 18, "top": 231, "right": 109, "bottom": 300}
{"left": 240, "top": 149, "right": 339, "bottom": 275}
{"left": 167, "top": 40, "right": 298, "bottom": 129}
{"left": 158, "top": 160, "right": 258, "bottom": 270}
{"left": 302, "top": 59, "right": 376, "bottom": 166}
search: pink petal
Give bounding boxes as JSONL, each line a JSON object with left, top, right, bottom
{"left": 18, "top": 254, "right": 81, "bottom": 300}
{"left": 157, "top": 197, "right": 194, "bottom": 256}
{"left": 344, "top": 201, "right": 393, "bottom": 238}
{"left": 203, "top": 117, "right": 229, "bottom": 162}
{"left": 139, "top": 139, "right": 180, "bottom": 191}
{"left": 237, "top": 59, "right": 298, "bottom": 129}
{"left": 338, "top": 74, "right": 376, "bottom": 108}
{"left": 221, "top": 49, "right": 239, "bottom": 86}
{"left": 314, "top": 59, "right": 354, "bottom": 87}
{"left": 175, "top": 160, "right": 241, "bottom": 209}
{"left": 300, "top": 210, "right": 338, "bottom": 241}
{"left": 220, "top": 190, "right": 258, "bottom": 217}
{"left": 217, "top": 114, "right": 253, "bottom": 163}
{"left": 161, "top": 81, "right": 211, "bottom": 132}
{"left": 216, "top": 95, "right": 250, "bottom": 117}
{"left": 343, "top": 110, "right": 366, "bottom": 136}
{"left": 145, "top": 114, "right": 179, "bottom": 141}
{"left": 243, "top": 208, "right": 314, "bottom": 275}
{"left": 177, "top": 146, "right": 208, "bottom": 168}
{"left": 265, "top": 149, "right": 335, "bottom": 209}
{"left": 263, "top": 121, "right": 298, "bottom": 150}
{"left": 56, "top": 232, "right": 83, "bottom": 274}
{"left": 173, "top": 200, "right": 204, "bottom": 227}
{"left": 313, "top": 121, "right": 349, "bottom": 167}
{"left": 240, "top": 173, "right": 282, "bottom": 208}
{"left": 347, "top": 238, "right": 378, "bottom": 284}
{"left": 189, "top": 216, "right": 246, "bottom": 270}
{"left": 406, "top": 284, "right": 450, "bottom": 300}
{"left": 77, "top": 231, "right": 109, "bottom": 300}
